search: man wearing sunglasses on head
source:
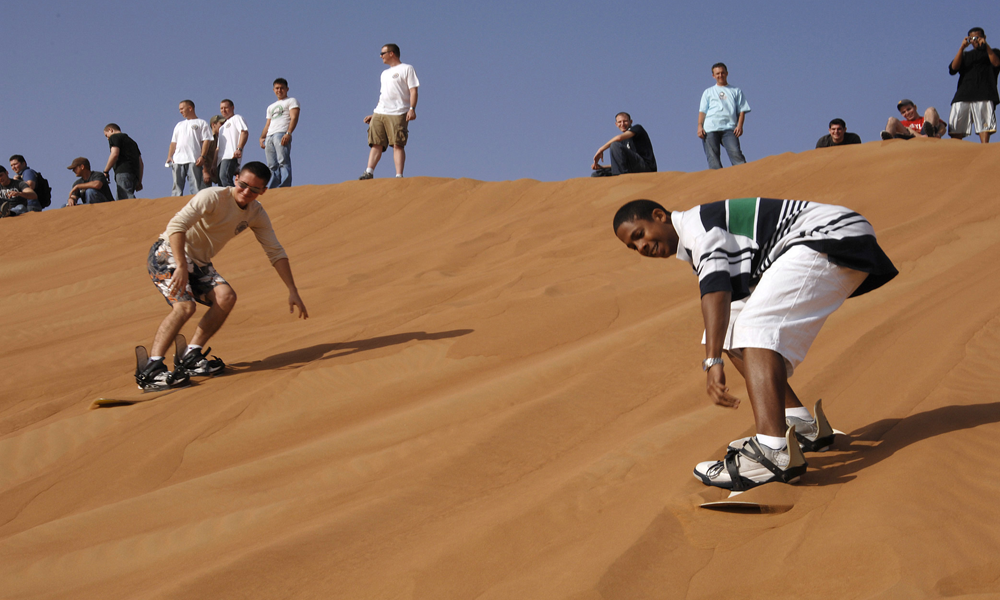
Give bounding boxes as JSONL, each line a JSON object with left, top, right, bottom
{"left": 137, "top": 161, "right": 309, "bottom": 390}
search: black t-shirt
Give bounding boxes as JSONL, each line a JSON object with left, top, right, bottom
{"left": 816, "top": 132, "right": 862, "bottom": 148}
{"left": 950, "top": 47, "right": 1000, "bottom": 104}
{"left": 627, "top": 125, "right": 657, "bottom": 172}
{"left": 108, "top": 132, "right": 142, "bottom": 175}
{"left": 0, "top": 179, "right": 31, "bottom": 208}
{"left": 74, "top": 171, "right": 115, "bottom": 203}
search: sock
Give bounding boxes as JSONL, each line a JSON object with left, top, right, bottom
{"left": 755, "top": 433, "right": 787, "bottom": 451}
{"left": 785, "top": 407, "right": 813, "bottom": 421}
{"left": 149, "top": 357, "right": 163, "bottom": 364}
{"left": 395, "top": 174, "right": 403, "bottom": 178}
{"left": 365, "top": 167, "right": 374, "bottom": 174}
{"left": 185, "top": 344, "right": 202, "bottom": 356}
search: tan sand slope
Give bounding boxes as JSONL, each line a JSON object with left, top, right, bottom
{"left": 2, "top": 139, "right": 1000, "bottom": 599}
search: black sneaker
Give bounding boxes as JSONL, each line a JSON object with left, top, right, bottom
{"left": 175, "top": 346, "right": 226, "bottom": 377}
{"left": 923, "top": 122, "right": 937, "bottom": 138}
{"left": 358, "top": 172, "right": 374, "bottom": 180}
{"left": 136, "top": 358, "right": 190, "bottom": 391}
{"left": 879, "top": 131, "right": 893, "bottom": 140}
{"left": 0, "top": 201, "right": 10, "bottom": 218}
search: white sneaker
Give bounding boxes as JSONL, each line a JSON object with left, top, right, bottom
{"left": 695, "top": 426, "right": 808, "bottom": 491}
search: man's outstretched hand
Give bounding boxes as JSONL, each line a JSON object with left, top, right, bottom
{"left": 289, "top": 290, "right": 309, "bottom": 319}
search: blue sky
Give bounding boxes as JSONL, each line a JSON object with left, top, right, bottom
{"left": 8, "top": 0, "right": 996, "bottom": 201}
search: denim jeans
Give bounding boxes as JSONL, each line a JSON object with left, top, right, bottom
{"left": 218, "top": 158, "right": 241, "bottom": 188}
{"left": 609, "top": 141, "right": 653, "bottom": 175}
{"left": 81, "top": 188, "right": 114, "bottom": 204}
{"left": 264, "top": 132, "right": 292, "bottom": 188}
{"left": 703, "top": 129, "right": 746, "bottom": 170}
{"left": 171, "top": 162, "right": 206, "bottom": 196}
{"left": 115, "top": 172, "right": 138, "bottom": 199}
{"left": 26, "top": 199, "right": 42, "bottom": 212}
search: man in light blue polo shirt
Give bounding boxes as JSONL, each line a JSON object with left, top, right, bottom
{"left": 697, "top": 63, "right": 751, "bottom": 170}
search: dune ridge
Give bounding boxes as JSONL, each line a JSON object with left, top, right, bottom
{"left": 2, "top": 139, "right": 1000, "bottom": 599}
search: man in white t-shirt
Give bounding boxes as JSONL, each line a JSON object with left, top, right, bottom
{"left": 218, "top": 99, "right": 249, "bottom": 187}
{"left": 167, "top": 100, "right": 214, "bottom": 196}
{"left": 259, "top": 78, "right": 300, "bottom": 188}
{"left": 359, "top": 44, "right": 420, "bottom": 180}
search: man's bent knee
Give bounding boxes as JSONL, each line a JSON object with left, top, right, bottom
{"left": 172, "top": 300, "right": 198, "bottom": 319}
{"left": 210, "top": 285, "right": 238, "bottom": 311}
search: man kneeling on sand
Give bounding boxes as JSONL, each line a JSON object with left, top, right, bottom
{"left": 136, "top": 161, "right": 308, "bottom": 390}
{"left": 613, "top": 198, "right": 897, "bottom": 490}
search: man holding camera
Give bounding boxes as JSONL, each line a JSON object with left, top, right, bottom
{"left": 948, "top": 27, "right": 1000, "bottom": 143}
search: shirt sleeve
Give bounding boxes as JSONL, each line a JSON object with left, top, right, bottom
{"left": 164, "top": 192, "right": 216, "bottom": 237}
{"left": 405, "top": 66, "right": 419, "bottom": 88}
{"left": 690, "top": 227, "right": 750, "bottom": 297}
{"left": 249, "top": 209, "right": 289, "bottom": 265}
{"left": 736, "top": 89, "right": 751, "bottom": 113}
{"left": 699, "top": 89, "right": 711, "bottom": 113}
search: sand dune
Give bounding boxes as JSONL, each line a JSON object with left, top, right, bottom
{"left": 2, "top": 139, "right": 1000, "bottom": 599}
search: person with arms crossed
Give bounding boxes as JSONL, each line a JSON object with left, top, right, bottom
{"left": 218, "top": 99, "right": 249, "bottom": 187}
{"left": 359, "top": 44, "right": 419, "bottom": 180}
{"left": 167, "top": 100, "right": 213, "bottom": 196}
{"left": 259, "top": 78, "right": 299, "bottom": 188}
{"left": 136, "top": 161, "right": 308, "bottom": 390}
{"left": 612, "top": 197, "right": 897, "bottom": 490}
{"left": 591, "top": 112, "right": 657, "bottom": 176}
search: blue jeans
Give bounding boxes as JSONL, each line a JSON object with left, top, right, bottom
{"left": 264, "top": 132, "right": 292, "bottom": 188}
{"left": 171, "top": 162, "right": 206, "bottom": 196}
{"left": 81, "top": 188, "right": 114, "bottom": 204}
{"left": 610, "top": 141, "right": 653, "bottom": 175}
{"left": 115, "top": 172, "right": 138, "bottom": 199}
{"left": 218, "top": 158, "right": 241, "bottom": 188}
{"left": 703, "top": 130, "right": 746, "bottom": 170}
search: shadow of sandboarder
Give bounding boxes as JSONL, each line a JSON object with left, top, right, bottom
{"left": 802, "top": 401, "right": 1000, "bottom": 486}
{"left": 228, "top": 329, "right": 474, "bottom": 373}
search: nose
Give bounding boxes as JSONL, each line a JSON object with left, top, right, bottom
{"left": 635, "top": 240, "right": 650, "bottom": 256}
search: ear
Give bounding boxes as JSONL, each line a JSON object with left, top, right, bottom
{"left": 651, "top": 208, "right": 669, "bottom": 223}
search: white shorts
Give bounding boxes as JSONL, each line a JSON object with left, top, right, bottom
{"left": 702, "top": 245, "right": 868, "bottom": 377}
{"left": 948, "top": 101, "right": 997, "bottom": 136}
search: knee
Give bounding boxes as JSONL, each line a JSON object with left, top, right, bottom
{"left": 214, "top": 286, "right": 237, "bottom": 311}
{"left": 173, "top": 300, "right": 197, "bottom": 319}
{"left": 886, "top": 117, "right": 900, "bottom": 128}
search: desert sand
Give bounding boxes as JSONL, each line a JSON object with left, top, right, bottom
{"left": 2, "top": 139, "right": 999, "bottom": 599}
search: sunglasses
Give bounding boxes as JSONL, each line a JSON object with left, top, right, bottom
{"left": 236, "top": 179, "right": 265, "bottom": 195}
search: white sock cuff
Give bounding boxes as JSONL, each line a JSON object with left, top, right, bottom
{"left": 785, "top": 407, "right": 813, "bottom": 421}
{"left": 755, "top": 433, "right": 787, "bottom": 450}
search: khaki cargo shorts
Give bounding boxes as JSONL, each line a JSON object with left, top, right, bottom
{"left": 367, "top": 112, "right": 409, "bottom": 150}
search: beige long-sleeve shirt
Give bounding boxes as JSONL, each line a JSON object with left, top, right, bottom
{"left": 161, "top": 187, "right": 287, "bottom": 267}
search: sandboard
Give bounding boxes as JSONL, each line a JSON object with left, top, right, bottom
{"left": 697, "top": 482, "right": 801, "bottom": 514}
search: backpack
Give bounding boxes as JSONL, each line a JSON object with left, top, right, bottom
{"left": 32, "top": 171, "right": 52, "bottom": 208}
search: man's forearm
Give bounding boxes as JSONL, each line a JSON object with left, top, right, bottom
{"left": 273, "top": 257, "right": 299, "bottom": 291}
{"left": 104, "top": 148, "right": 120, "bottom": 173}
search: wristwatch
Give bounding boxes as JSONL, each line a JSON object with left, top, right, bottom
{"left": 702, "top": 357, "right": 724, "bottom": 371}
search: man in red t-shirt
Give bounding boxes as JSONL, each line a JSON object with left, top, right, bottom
{"left": 881, "top": 99, "right": 946, "bottom": 139}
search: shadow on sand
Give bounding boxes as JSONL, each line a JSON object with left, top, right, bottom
{"left": 228, "top": 329, "right": 474, "bottom": 373}
{"left": 806, "top": 401, "right": 1000, "bottom": 485}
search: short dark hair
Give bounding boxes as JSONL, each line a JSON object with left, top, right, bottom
{"left": 0, "top": 166, "right": 7, "bottom": 174}
{"left": 181, "top": 99, "right": 195, "bottom": 109}
{"left": 273, "top": 78, "right": 288, "bottom": 87}
{"left": 240, "top": 161, "right": 271, "bottom": 182}
{"left": 221, "top": 99, "right": 234, "bottom": 107}
{"left": 383, "top": 43, "right": 400, "bottom": 57}
{"left": 9, "top": 154, "right": 26, "bottom": 164}
{"left": 969, "top": 27, "right": 986, "bottom": 37}
{"left": 711, "top": 62, "right": 728, "bottom": 72}
{"left": 104, "top": 123, "right": 121, "bottom": 132}
{"left": 829, "top": 118, "right": 846, "bottom": 128}
{"left": 615, "top": 112, "right": 632, "bottom": 121}
{"left": 613, "top": 199, "right": 670, "bottom": 234}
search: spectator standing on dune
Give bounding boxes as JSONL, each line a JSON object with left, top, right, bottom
{"left": 947, "top": 27, "right": 1000, "bottom": 143}
{"left": 103, "top": 124, "right": 144, "bottom": 199}
{"left": 697, "top": 63, "right": 751, "bottom": 170}
{"left": 167, "top": 100, "right": 213, "bottom": 196}
{"left": 359, "top": 44, "right": 419, "bottom": 180}
{"left": 260, "top": 79, "right": 299, "bottom": 188}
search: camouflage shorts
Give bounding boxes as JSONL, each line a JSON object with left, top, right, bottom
{"left": 147, "top": 239, "right": 228, "bottom": 307}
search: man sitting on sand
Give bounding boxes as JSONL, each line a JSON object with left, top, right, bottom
{"left": 613, "top": 197, "right": 897, "bottom": 490}
{"left": 591, "top": 112, "right": 657, "bottom": 177}
{"left": 815, "top": 118, "right": 861, "bottom": 148}
{"left": 0, "top": 166, "right": 39, "bottom": 218}
{"left": 880, "top": 99, "right": 946, "bottom": 140}
{"left": 136, "top": 161, "right": 308, "bottom": 390}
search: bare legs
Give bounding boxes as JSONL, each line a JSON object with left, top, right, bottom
{"left": 366, "top": 144, "right": 406, "bottom": 176}
{"left": 725, "top": 348, "right": 797, "bottom": 438}
{"left": 149, "top": 284, "right": 237, "bottom": 358}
